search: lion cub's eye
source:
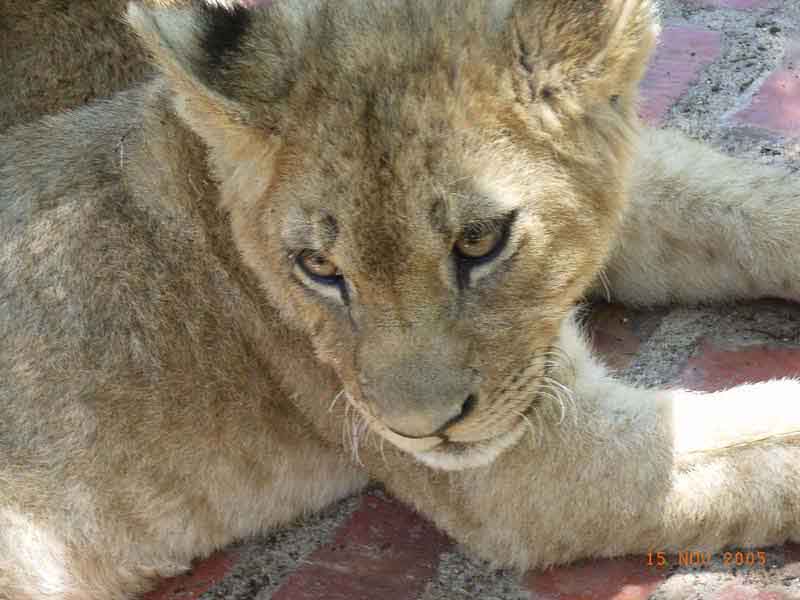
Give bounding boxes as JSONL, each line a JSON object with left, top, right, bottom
{"left": 451, "top": 212, "right": 517, "bottom": 288}
{"left": 297, "top": 250, "right": 342, "bottom": 284}
{"left": 454, "top": 225, "right": 504, "bottom": 260}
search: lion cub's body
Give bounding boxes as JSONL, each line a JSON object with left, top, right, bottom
{"left": 0, "top": 86, "right": 367, "bottom": 598}
{"left": 2, "top": 1, "right": 800, "bottom": 599}
{"left": 0, "top": 1, "right": 152, "bottom": 131}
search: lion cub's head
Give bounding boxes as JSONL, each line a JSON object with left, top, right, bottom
{"left": 130, "top": 0, "right": 657, "bottom": 470}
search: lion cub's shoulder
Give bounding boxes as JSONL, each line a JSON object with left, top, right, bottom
{"left": 0, "top": 0, "right": 170, "bottom": 131}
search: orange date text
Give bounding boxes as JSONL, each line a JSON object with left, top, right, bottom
{"left": 647, "top": 550, "right": 767, "bottom": 569}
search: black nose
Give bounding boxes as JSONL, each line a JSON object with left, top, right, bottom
{"left": 435, "top": 394, "right": 478, "bottom": 435}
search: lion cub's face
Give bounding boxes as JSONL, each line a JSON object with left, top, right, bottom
{"left": 132, "top": 0, "right": 657, "bottom": 469}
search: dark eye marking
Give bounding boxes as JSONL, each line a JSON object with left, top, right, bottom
{"left": 294, "top": 249, "right": 352, "bottom": 306}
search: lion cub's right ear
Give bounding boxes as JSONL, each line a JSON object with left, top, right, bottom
{"left": 508, "top": 0, "right": 659, "bottom": 130}
{"left": 127, "top": 1, "right": 278, "bottom": 186}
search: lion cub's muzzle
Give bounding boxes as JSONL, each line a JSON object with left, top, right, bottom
{"left": 385, "top": 394, "right": 478, "bottom": 440}
{"left": 356, "top": 327, "right": 482, "bottom": 439}
{"left": 351, "top": 326, "right": 538, "bottom": 469}
{"left": 349, "top": 326, "right": 549, "bottom": 469}
{"left": 360, "top": 361, "right": 480, "bottom": 440}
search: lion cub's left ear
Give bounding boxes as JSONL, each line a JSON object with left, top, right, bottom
{"left": 127, "top": 1, "right": 276, "bottom": 182}
{"left": 508, "top": 0, "right": 659, "bottom": 127}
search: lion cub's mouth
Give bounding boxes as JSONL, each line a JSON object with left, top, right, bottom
{"left": 358, "top": 396, "right": 538, "bottom": 472}
{"left": 343, "top": 357, "right": 550, "bottom": 471}
{"left": 398, "top": 410, "right": 534, "bottom": 471}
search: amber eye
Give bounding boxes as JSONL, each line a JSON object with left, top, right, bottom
{"left": 298, "top": 250, "right": 342, "bottom": 283}
{"left": 454, "top": 226, "right": 504, "bottom": 260}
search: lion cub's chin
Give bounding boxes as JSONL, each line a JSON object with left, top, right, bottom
{"left": 387, "top": 420, "right": 528, "bottom": 472}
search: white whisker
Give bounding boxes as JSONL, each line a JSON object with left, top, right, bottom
{"left": 379, "top": 436, "right": 389, "bottom": 468}
{"left": 513, "top": 409, "right": 538, "bottom": 449}
{"left": 541, "top": 375, "right": 578, "bottom": 426}
{"left": 537, "top": 387, "right": 567, "bottom": 425}
{"left": 329, "top": 389, "right": 346, "bottom": 413}
{"left": 341, "top": 404, "right": 351, "bottom": 456}
{"left": 598, "top": 270, "right": 613, "bottom": 302}
{"left": 350, "top": 413, "right": 366, "bottom": 466}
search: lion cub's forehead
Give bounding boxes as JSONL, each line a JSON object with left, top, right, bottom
{"left": 239, "top": 0, "right": 508, "bottom": 119}
{"left": 278, "top": 92, "right": 528, "bottom": 271}
{"left": 257, "top": 0, "right": 529, "bottom": 272}
{"left": 281, "top": 160, "right": 520, "bottom": 273}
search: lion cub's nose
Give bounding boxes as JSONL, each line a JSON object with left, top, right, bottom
{"left": 358, "top": 328, "right": 479, "bottom": 439}
{"left": 383, "top": 393, "right": 478, "bottom": 439}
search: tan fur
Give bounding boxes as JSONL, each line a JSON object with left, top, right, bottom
{"left": 596, "top": 127, "right": 800, "bottom": 305}
{"left": 1, "top": 1, "right": 799, "bottom": 598}
{"left": 0, "top": 1, "right": 151, "bottom": 131}
{"left": 0, "top": 0, "right": 220, "bottom": 131}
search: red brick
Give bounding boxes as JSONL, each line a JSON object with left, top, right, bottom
{"left": 714, "top": 584, "right": 791, "bottom": 600}
{"left": 688, "top": 0, "right": 772, "bottom": 8}
{"left": 271, "top": 494, "right": 451, "bottom": 600}
{"left": 639, "top": 25, "right": 722, "bottom": 125}
{"left": 734, "top": 51, "right": 800, "bottom": 136}
{"left": 586, "top": 304, "right": 665, "bottom": 371}
{"left": 681, "top": 342, "right": 800, "bottom": 392}
{"left": 524, "top": 557, "right": 666, "bottom": 600}
{"left": 143, "top": 551, "right": 238, "bottom": 600}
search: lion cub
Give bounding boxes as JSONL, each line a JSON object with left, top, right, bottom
{"left": 1, "top": 1, "right": 800, "bottom": 598}
{"left": 0, "top": 1, "right": 153, "bottom": 130}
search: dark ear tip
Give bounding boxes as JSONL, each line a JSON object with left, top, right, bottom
{"left": 200, "top": 1, "right": 253, "bottom": 70}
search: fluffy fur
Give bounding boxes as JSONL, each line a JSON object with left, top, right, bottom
{"left": 1, "top": 1, "right": 799, "bottom": 598}
{"left": 0, "top": 1, "right": 151, "bottom": 131}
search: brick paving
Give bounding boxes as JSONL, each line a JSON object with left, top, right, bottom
{"left": 145, "top": 0, "right": 800, "bottom": 598}
{"left": 681, "top": 343, "right": 800, "bottom": 392}
{"left": 691, "top": 0, "right": 772, "bottom": 9}
{"left": 639, "top": 24, "right": 723, "bottom": 125}
{"left": 271, "top": 495, "right": 451, "bottom": 600}
{"left": 734, "top": 48, "right": 800, "bottom": 136}
{"left": 523, "top": 557, "right": 667, "bottom": 600}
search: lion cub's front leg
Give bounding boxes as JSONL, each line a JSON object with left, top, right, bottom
{"left": 369, "top": 316, "right": 800, "bottom": 570}
{"left": 0, "top": 391, "right": 366, "bottom": 600}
